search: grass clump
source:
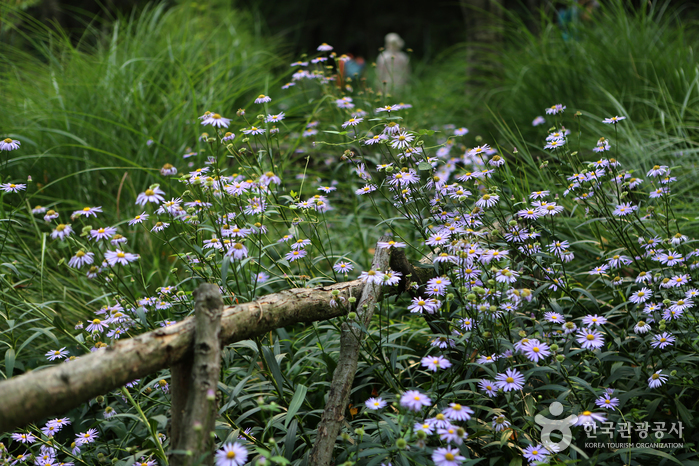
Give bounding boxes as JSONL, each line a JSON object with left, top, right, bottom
{"left": 1, "top": 0, "right": 283, "bottom": 208}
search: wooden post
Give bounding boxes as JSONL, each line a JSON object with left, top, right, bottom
{"left": 170, "top": 283, "right": 223, "bottom": 466}
{"left": 309, "top": 236, "right": 392, "bottom": 466}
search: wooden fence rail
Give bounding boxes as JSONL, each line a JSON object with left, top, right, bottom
{"left": 0, "top": 279, "right": 364, "bottom": 433}
{"left": 0, "top": 240, "right": 432, "bottom": 466}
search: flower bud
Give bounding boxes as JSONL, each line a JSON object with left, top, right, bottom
{"left": 396, "top": 438, "right": 407, "bottom": 449}
{"left": 416, "top": 430, "right": 427, "bottom": 440}
{"left": 550, "top": 344, "right": 559, "bottom": 352}
{"left": 348, "top": 312, "right": 357, "bottom": 320}
{"left": 670, "top": 370, "right": 677, "bottom": 376}
{"left": 556, "top": 355, "right": 565, "bottom": 362}
{"left": 348, "top": 297, "right": 357, "bottom": 303}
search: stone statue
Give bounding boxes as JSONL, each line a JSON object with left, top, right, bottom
{"left": 376, "top": 33, "right": 410, "bottom": 90}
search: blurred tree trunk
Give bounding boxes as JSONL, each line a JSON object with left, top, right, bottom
{"left": 40, "top": 0, "right": 63, "bottom": 28}
{"left": 460, "top": 0, "right": 504, "bottom": 86}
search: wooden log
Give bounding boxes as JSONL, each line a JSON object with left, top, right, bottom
{"left": 309, "top": 236, "right": 392, "bottom": 466}
{"left": 0, "top": 279, "right": 364, "bottom": 433}
{"left": 170, "top": 283, "right": 223, "bottom": 466}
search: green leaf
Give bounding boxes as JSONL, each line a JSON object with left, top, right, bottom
{"left": 285, "top": 384, "right": 307, "bottom": 428}
{"left": 4, "top": 348, "right": 15, "bottom": 379}
{"left": 418, "top": 161, "right": 433, "bottom": 171}
{"left": 136, "top": 307, "right": 148, "bottom": 328}
{"left": 262, "top": 346, "right": 285, "bottom": 397}
{"left": 284, "top": 419, "right": 297, "bottom": 460}
{"left": 613, "top": 448, "right": 683, "bottom": 465}
{"left": 645, "top": 397, "right": 663, "bottom": 419}
{"left": 674, "top": 398, "right": 694, "bottom": 427}
{"left": 221, "top": 256, "right": 230, "bottom": 285}
{"left": 418, "top": 129, "right": 435, "bottom": 136}
{"left": 18, "top": 328, "right": 59, "bottom": 355}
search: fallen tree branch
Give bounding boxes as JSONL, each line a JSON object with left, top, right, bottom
{"left": 170, "top": 283, "right": 223, "bottom": 466}
{"left": 309, "top": 235, "right": 392, "bottom": 466}
{"left": 0, "top": 279, "right": 364, "bottom": 433}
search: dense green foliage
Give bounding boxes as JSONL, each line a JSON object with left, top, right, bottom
{"left": 1, "top": 1, "right": 699, "bottom": 466}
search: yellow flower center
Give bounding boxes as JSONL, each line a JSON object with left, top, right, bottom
{"left": 652, "top": 373, "right": 660, "bottom": 379}
{"left": 582, "top": 411, "right": 591, "bottom": 416}
{"left": 56, "top": 224, "right": 66, "bottom": 231}
{"left": 445, "top": 454, "right": 455, "bottom": 461}
{"left": 506, "top": 377, "right": 514, "bottom": 383}
{"left": 92, "top": 319, "right": 100, "bottom": 325}
{"left": 587, "top": 334, "right": 595, "bottom": 340}
{"left": 226, "top": 451, "right": 236, "bottom": 459}
{"left": 117, "top": 252, "right": 125, "bottom": 258}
